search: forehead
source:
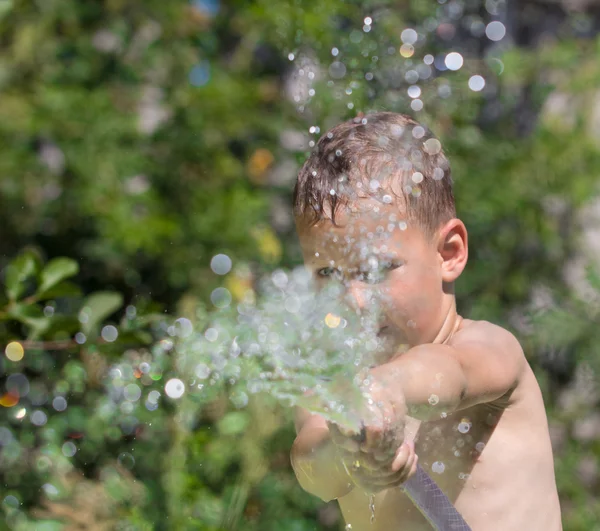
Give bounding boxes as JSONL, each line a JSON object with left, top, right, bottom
{"left": 296, "top": 201, "right": 425, "bottom": 262}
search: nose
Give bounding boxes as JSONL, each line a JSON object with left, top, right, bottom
{"left": 345, "top": 279, "right": 372, "bottom": 312}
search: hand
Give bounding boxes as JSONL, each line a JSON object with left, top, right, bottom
{"left": 327, "top": 376, "right": 418, "bottom": 494}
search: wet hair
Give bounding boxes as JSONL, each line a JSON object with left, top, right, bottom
{"left": 293, "top": 112, "right": 456, "bottom": 237}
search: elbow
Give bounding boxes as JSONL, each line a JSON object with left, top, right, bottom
{"left": 290, "top": 439, "right": 352, "bottom": 502}
{"left": 290, "top": 451, "right": 337, "bottom": 502}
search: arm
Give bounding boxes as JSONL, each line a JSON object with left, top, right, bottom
{"left": 290, "top": 408, "right": 354, "bottom": 502}
{"left": 372, "top": 323, "right": 525, "bottom": 421}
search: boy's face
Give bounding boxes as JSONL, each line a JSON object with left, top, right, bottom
{"left": 297, "top": 200, "right": 451, "bottom": 359}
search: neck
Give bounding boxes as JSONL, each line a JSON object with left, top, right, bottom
{"left": 431, "top": 294, "right": 462, "bottom": 345}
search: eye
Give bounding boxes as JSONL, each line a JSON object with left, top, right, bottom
{"left": 359, "top": 261, "right": 402, "bottom": 284}
{"left": 317, "top": 267, "right": 342, "bottom": 279}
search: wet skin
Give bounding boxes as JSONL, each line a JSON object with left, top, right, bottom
{"left": 292, "top": 202, "right": 562, "bottom": 530}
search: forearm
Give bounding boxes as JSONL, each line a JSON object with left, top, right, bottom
{"left": 372, "top": 344, "right": 467, "bottom": 421}
{"left": 291, "top": 422, "right": 353, "bottom": 502}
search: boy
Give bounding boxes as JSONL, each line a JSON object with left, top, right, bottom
{"left": 290, "top": 112, "right": 562, "bottom": 530}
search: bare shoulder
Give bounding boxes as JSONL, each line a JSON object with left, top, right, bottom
{"left": 452, "top": 319, "right": 524, "bottom": 355}
{"left": 447, "top": 319, "right": 527, "bottom": 406}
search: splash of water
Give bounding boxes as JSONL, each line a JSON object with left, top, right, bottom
{"left": 172, "top": 266, "right": 387, "bottom": 431}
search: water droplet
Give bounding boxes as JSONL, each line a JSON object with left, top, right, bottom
{"left": 165, "top": 378, "right": 185, "bottom": 399}
{"left": 401, "top": 28, "right": 418, "bottom": 45}
{"left": 42, "top": 483, "right": 59, "bottom": 497}
{"left": 423, "top": 138, "right": 442, "bottom": 155}
{"left": 325, "top": 313, "right": 341, "bottom": 328}
{"left": 62, "top": 441, "right": 77, "bottom": 457}
{"left": 369, "top": 495, "right": 376, "bottom": 522}
{"left": 485, "top": 21, "right": 506, "bottom": 41}
{"left": 117, "top": 452, "right": 135, "bottom": 469}
{"left": 211, "top": 254, "right": 232, "bottom": 275}
{"left": 424, "top": 54, "right": 434, "bottom": 65}
{"left": 211, "top": 287, "right": 232, "bottom": 308}
{"left": 5, "top": 341, "right": 24, "bottom": 362}
{"left": 412, "top": 126, "right": 425, "bottom": 139}
{"left": 124, "top": 384, "right": 142, "bottom": 402}
{"left": 407, "top": 85, "right": 421, "bottom": 99}
{"left": 148, "top": 390, "right": 161, "bottom": 404}
{"left": 411, "top": 172, "right": 424, "bottom": 184}
{"left": 475, "top": 441, "right": 486, "bottom": 452}
{"left": 31, "top": 410, "right": 47, "bottom": 426}
{"left": 428, "top": 394, "right": 439, "bottom": 405}
{"left": 329, "top": 61, "right": 347, "bottom": 79}
{"left": 458, "top": 420, "right": 471, "bottom": 433}
{"left": 411, "top": 99, "right": 424, "bottom": 112}
{"left": 468, "top": 75, "right": 486, "bottom": 92}
{"left": 204, "top": 329, "right": 218, "bottom": 344}
{"left": 230, "top": 390, "right": 249, "bottom": 408}
{"left": 432, "top": 461, "right": 445, "bottom": 474}
{"left": 445, "top": 52, "right": 463, "bottom": 71}
{"left": 7, "top": 373, "right": 29, "bottom": 397}
{"left": 400, "top": 44, "right": 414, "bottom": 58}
{"left": 189, "top": 62, "right": 211, "bottom": 87}
{"left": 52, "top": 396, "right": 67, "bottom": 412}
{"left": 101, "top": 325, "right": 118, "bottom": 342}
{"left": 433, "top": 167, "right": 445, "bottom": 180}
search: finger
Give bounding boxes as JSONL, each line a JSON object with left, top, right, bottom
{"left": 391, "top": 440, "right": 415, "bottom": 473}
{"left": 338, "top": 450, "right": 393, "bottom": 473}
{"left": 386, "top": 454, "right": 419, "bottom": 488}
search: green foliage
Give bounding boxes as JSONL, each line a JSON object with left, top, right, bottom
{"left": 1, "top": 0, "right": 600, "bottom": 529}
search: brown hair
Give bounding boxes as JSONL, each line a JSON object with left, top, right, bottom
{"left": 293, "top": 112, "right": 456, "bottom": 236}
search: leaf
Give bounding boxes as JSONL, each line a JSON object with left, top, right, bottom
{"left": 80, "top": 291, "right": 123, "bottom": 336}
{"left": 38, "top": 258, "right": 79, "bottom": 296}
{"left": 8, "top": 303, "right": 51, "bottom": 336}
{"left": 37, "top": 280, "right": 82, "bottom": 300}
{"left": 217, "top": 412, "right": 249, "bottom": 435}
{"left": 4, "top": 251, "right": 38, "bottom": 301}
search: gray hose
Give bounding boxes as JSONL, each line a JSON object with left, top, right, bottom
{"left": 402, "top": 464, "right": 472, "bottom": 530}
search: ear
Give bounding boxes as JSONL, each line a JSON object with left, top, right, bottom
{"left": 437, "top": 219, "right": 468, "bottom": 283}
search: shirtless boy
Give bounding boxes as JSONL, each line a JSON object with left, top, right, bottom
{"left": 290, "top": 112, "right": 562, "bottom": 530}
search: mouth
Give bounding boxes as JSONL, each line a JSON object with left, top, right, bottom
{"left": 377, "top": 325, "right": 390, "bottom": 336}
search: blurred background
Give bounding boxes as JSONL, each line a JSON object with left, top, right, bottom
{"left": 1, "top": 0, "right": 600, "bottom": 529}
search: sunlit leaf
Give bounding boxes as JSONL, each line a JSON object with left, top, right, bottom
{"left": 36, "top": 280, "right": 82, "bottom": 300}
{"left": 80, "top": 291, "right": 123, "bottom": 336}
{"left": 8, "top": 303, "right": 50, "bottom": 336}
{"left": 4, "top": 251, "right": 38, "bottom": 301}
{"left": 38, "top": 258, "right": 79, "bottom": 296}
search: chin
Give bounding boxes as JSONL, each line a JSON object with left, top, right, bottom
{"left": 375, "top": 330, "right": 409, "bottom": 362}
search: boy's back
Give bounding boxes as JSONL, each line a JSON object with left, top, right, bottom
{"left": 335, "top": 319, "right": 561, "bottom": 530}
